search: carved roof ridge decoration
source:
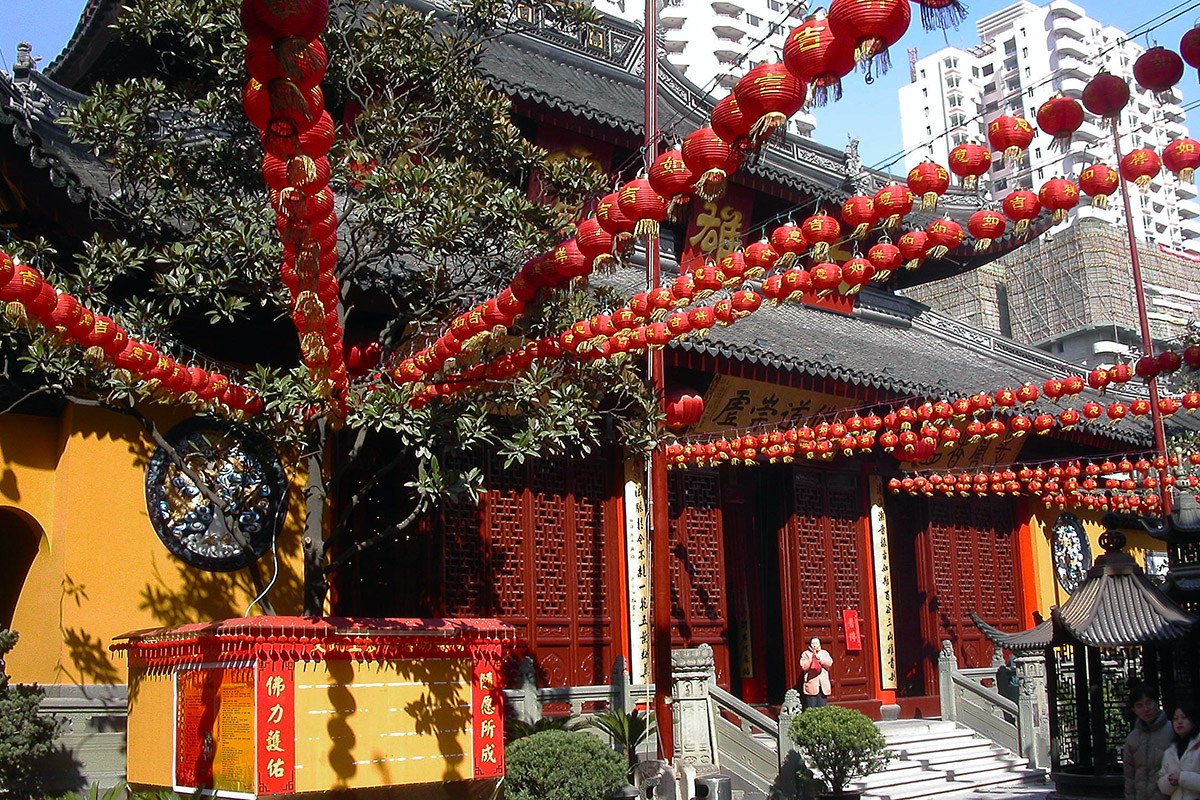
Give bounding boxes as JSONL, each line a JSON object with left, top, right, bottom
{"left": 972, "top": 528, "right": 1197, "bottom": 650}
{"left": 0, "top": 67, "right": 106, "bottom": 205}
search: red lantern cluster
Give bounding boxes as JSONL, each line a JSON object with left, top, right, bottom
{"left": 241, "top": 0, "right": 347, "bottom": 397}
{"left": 0, "top": 252, "right": 262, "bottom": 416}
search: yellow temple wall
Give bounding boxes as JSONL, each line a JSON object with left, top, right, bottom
{"left": 0, "top": 405, "right": 304, "bottom": 686}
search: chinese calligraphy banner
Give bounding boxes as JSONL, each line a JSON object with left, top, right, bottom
{"left": 473, "top": 654, "right": 505, "bottom": 778}
{"left": 694, "top": 374, "right": 858, "bottom": 434}
{"left": 256, "top": 661, "right": 295, "bottom": 795}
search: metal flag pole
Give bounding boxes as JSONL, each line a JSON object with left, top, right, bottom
{"left": 643, "top": 0, "right": 675, "bottom": 763}
{"left": 1110, "top": 118, "right": 1172, "bottom": 515}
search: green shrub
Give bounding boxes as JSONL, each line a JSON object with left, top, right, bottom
{"left": 787, "top": 706, "right": 890, "bottom": 794}
{"left": 504, "top": 729, "right": 627, "bottom": 800}
{"left": 504, "top": 712, "right": 578, "bottom": 743}
{"left": 0, "top": 629, "right": 63, "bottom": 800}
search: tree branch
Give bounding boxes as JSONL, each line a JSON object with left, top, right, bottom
{"left": 323, "top": 500, "right": 426, "bottom": 578}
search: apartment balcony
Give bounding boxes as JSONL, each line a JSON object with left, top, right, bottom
{"left": 1055, "top": 36, "right": 1088, "bottom": 59}
{"left": 716, "top": 71, "right": 740, "bottom": 89}
{"left": 713, "top": 47, "right": 740, "bottom": 62}
{"left": 660, "top": 14, "right": 685, "bottom": 28}
{"left": 712, "top": 24, "right": 746, "bottom": 41}
{"left": 711, "top": 0, "right": 744, "bottom": 15}
{"left": 1073, "top": 119, "right": 1105, "bottom": 143}
{"left": 662, "top": 38, "right": 686, "bottom": 53}
{"left": 1175, "top": 181, "right": 1198, "bottom": 200}
{"left": 1179, "top": 215, "right": 1200, "bottom": 238}
{"left": 1055, "top": 54, "right": 1089, "bottom": 79}
{"left": 1049, "top": 0, "right": 1084, "bottom": 20}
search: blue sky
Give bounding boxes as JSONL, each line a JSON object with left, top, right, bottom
{"left": 1, "top": 0, "right": 1197, "bottom": 172}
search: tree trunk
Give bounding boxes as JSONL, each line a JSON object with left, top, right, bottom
{"left": 302, "top": 420, "right": 328, "bottom": 616}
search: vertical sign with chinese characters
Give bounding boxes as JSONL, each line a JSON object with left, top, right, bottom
{"left": 472, "top": 655, "right": 504, "bottom": 778}
{"left": 256, "top": 661, "right": 295, "bottom": 795}
{"left": 867, "top": 475, "right": 897, "bottom": 690}
{"left": 624, "top": 470, "right": 651, "bottom": 685}
{"left": 680, "top": 185, "right": 753, "bottom": 271}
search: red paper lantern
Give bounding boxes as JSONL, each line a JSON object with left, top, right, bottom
{"left": 1136, "top": 355, "right": 1161, "bottom": 381}
{"left": 769, "top": 222, "right": 807, "bottom": 267}
{"left": 241, "top": 0, "right": 328, "bottom": 40}
{"left": 1164, "top": 139, "right": 1200, "bottom": 184}
{"left": 841, "top": 195, "right": 876, "bottom": 239}
{"left": 897, "top": 230, "right": 928, "bottom": 270}
{"left": 1082, "top": 72, "right": 1130, "bottom": 119}
{"left": 987, "top": 115, "right": 1034, "bottom": 166}
{"left": 827, "top": 0, "right": 911, "bottom": 74}
{"left": 1079, "top": 163, "right": 1120, "bottom": 208}
{"left": 907, "top": 161, "right": 950, "bottom": 211}
{"left": 648, "top": 148, "right": 695, "bottom": 215}
{"left": 1134, "top": 46, "right": 1185, "bottom": 101}
{"left": 1039, "top": 178, "right": 1079, "bottom": 224}
{"left": 801, "top": 213, "right": 841, "bottom": 261}
{"left": 681, "top": 127, "right": 742, "bottom": 201}
{"left": 710, "top": 94, "right": 752, "bottom": 146}
{"left": 967, "top": 209, "right": 1006, "bottom": 252}
{"left": 1182, "top": 26, "right": 1200, "bottom": 69}
{"left": 734, "top": 62, "right": 807, "bottom": 144}
{"left": 781, "top": 268, "right": 813, "bottom": 301}
{"left": 548, "top": 238, "right": 590, "bottom": 282}
{"left": 664, "top": 387, "right": 705, "bottom": 429}
{"left": 839, "top": 257, "right": 875, "bottom": 294}
{"left": 262, "top": 152, "right": 330, "bottom": 193}
{"left": 743, "top": 239, "right": 779, "bottom": 279}
{"left": 912, "top": 0, "right": 967, "bottom": 32}
{"left": 618, "top": 177, "right": 668, "bottom": 238}
{"left": 1036, "top": 95, "right": 1084, "bottom": 150}
{"left": 925, "top": 217, "right": 964, "bottom": 259}
{"left": 810, "top": 263, "right": 843, "bottom": 296}
{"left": 873, "top": 184, "right": 914, "bottom": 230}
{"left": 1120, "top": 148, "right": 1162, "bottom": 190}
{"left": 867, "top": 241, "right": 902, "bottom": 281}
{"left": 596, "top": 191, "right": 637, "bottom": 245}
{"left": 1109, "top": 362, "right": 1134, "bottom": 384}
{"left": 575, "top": 217, "right": 617, "bottom": 273}
{"left": 782, "top": 15, "right": 857, "bottom": 106}
{"left": 948, "top": 142, "right": 991, "bottom": 190}
{"left": 718, "top": 251, "right": 750, "bottom": 286}
{"left": 1158, "top": 350, "right": 1183, "bottom": 373}
{"left": 1001, "top": 189, "right": 1041, "bottom": 238}
{"left": 261, "top": 109, "right": 334, "bottom": 161}
{"left": 245, "top": 36, "right": 328, "bottom": 91}
{"left": 242, "top": 78, "right": 325, "bottom": 134}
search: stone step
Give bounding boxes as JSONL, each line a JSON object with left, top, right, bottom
{"left": 857, "top": 763, "right": 951, "bottom": 790}
{"left": 898, "top": 741, "right": 999, "bottom": 762}
{"left": 943, "top": 755, "right": 1029, "bottom": 780}
{"left": 883, "top": 727, "right": 979, "bottom": 747}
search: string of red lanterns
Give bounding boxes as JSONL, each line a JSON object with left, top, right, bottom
{"left": 241, "top": 0, "right": 348, "bottom": 399}
{"left": 0, "top": 251, "right": 262, "bottom": 416}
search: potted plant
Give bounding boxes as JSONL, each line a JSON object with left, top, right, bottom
{"left": 787, "top": 705, "right": 891, "bottom": 800}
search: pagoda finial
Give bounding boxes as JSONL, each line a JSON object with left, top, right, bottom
{"left": 13, "top": 42, "right": 40, "bottom": 81}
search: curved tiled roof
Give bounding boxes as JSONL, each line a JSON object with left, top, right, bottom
{"left": 973, "top": 534, "right": 1196, "bottom": 650}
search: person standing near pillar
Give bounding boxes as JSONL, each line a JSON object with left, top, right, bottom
{"left": 799, "top": 636, "right": 833, "bottom": 709}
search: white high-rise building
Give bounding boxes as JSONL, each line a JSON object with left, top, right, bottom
{"left": 897, "top": 0, "right": 1200, "bottom": 252}
{"left": 591, "top": 0, "right": 818, "bottom": 135}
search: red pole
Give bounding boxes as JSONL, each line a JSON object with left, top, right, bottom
{"left": 1111, "top": 118, "right": 1172, "bottom": 515}
{"left": 643, "top": 0, "right": 673, "bottom": 762}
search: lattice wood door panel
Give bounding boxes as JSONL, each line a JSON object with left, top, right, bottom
{"left": 668, "top": 469, "right": 731, "bottom": 687}
{"left": 919, "top": 496, "right": 1021, "bottom": 686}
{"left": 778, "top": 469, "right": 874, "bottom": 702}
{"left": 441, "top": 451, "right": 619, "bottom": 687}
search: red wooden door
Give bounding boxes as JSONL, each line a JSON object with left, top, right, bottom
{"left": 916, "top": 496, "right": 1022, "bottom": 694}
{"left": 442, "top": 452, "right": 620, "bottom": 687}
{"left": 668, "top": 469, "right": 731, "bottom": 687}
{"left": 778, "top": 469, "right": 876, "bottom": 704}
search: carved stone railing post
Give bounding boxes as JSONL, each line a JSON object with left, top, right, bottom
{"left": 612, "top": 656, "right": 632, "bottom": 716}
{"left": 671, "top": 644, "right": 718, "bottom": 773}
{"left": 772, "top": 689, "right": 807, "bottom": 800}
{"left": 938, "top": 640, "right": 958, "bottom": 722}
{"left": 516, "top": 655, "right": 539, "bottom": 725}
{"left": 1015, "top": 650, "right": 1050, "bottom": 769}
